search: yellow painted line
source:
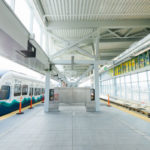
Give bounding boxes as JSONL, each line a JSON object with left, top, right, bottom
{"left": 101, "top": 100, "right": 150, "bottom": 123}
{"left": 0, "top": 102, "right": 42, "bottom": 121}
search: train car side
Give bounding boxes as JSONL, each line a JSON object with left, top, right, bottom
{"left": 0, "top": 71, "right": 45, "bottom": 116}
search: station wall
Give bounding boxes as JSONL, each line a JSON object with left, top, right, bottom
{"left": 100, "top": 48, "right": 150, "bottom": 105}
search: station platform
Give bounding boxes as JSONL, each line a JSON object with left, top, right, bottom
{"left": 0, "top": 103, "right": 150, "bottom": 150}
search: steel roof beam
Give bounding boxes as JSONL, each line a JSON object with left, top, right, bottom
{"left": 74, "top": 65, "right": 94, "bottom": 86}
{"left": 75, "top": 47, "right": 95, "bottom": 58}
{"left": 47, "top": 19, "right": 150, "bottom": 29}
{"left": 99, "top": 48, "right": 125, "bottom": 53}
{"left": 124, "top": 28, "right": 133, "bottom": 37}
{"left": 49, "top": 32, "right": 139, "bottom": 60}
{"left": 52, "top": 60, "right": 113, "bottom": 65}
{"left": 128, "top": 30, "right": 149, "bottom": 38}
{"left": 52, "top": 65, "right": 69, "bottom": 84}
{"left": 84, "top": 37, "right": 142, "bottom": 44}
{"left": 108, "top": 29, "right": 122, "bottom": 38}
{"left": 50, "top": 29, "right": 100, "bottom": 59}
{"left": 49, "top": 32, "right": 94, "bottom": 59}
{"left": 100, "top": 52, "right": 121, "bottom": 56}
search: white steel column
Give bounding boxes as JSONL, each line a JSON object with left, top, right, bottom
{"left": 44, "top": 71, "right": 50, "bottom": 112}
{"left": 94, "top": 61, "right": 100, "bottom": 111}
{"left": 94, "top": 36, "right": 100, "bottom": 111}
{"left": 46, "top": 33, "right": 50, "bottom": 56}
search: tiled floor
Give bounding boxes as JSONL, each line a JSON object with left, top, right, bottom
{"left": 0, "top": 103, "right": 150, "bottom": 150}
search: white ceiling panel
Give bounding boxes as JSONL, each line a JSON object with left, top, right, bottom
{"left": 33, "top": 0, "right": 150, "bottom": 81}
{"left": 41, "top": 0, "right": 150, "bottom": 21}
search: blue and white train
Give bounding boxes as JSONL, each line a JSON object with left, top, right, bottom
{"left": 0, "top": 70, "right": 47, "bottom": 116}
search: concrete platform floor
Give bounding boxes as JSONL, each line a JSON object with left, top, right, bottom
{"left": 0, "top": 103, "right": 150, "bottom": 150}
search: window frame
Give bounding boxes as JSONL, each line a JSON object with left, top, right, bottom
{"left": 14, "top": 84, "right": 21, "bottom": 96}
{"left": 0, "top": 85, "right": 10, "bottom": 100}
{"left": 29, "top": 88, "right": 33, "bottom": 96}
{"left": 22, "top": 85, "right": 28, "bottom": 95}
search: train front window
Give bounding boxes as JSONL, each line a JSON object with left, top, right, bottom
{"left": 0, "top": 85, "right": 10, "bottom": 100}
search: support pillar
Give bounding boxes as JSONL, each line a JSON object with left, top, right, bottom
{"left": 94, "top": 61, "right": 100, "bottom": 111}
{"left": 94, "top": 36, "right": 100, "bottom": 111}
{"left": 44, "top": 71, "right": 50, "bottom": 112}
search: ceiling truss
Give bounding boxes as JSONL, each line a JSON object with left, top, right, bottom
{"left": 33, "top": 0, "right": 150, "bottom": 85}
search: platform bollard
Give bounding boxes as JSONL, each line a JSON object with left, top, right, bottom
{"left": 16, "top": 96, "right": 24, "bottom": 114}
{"left": 107, "top": 94, "right": 111, "bottom": 107}
{"left": 29, "top": 95, "right": 33, "bottom": 109}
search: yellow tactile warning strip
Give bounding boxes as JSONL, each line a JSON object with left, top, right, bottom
{"left": 101, "top": 99, "right": 150, "bottom": 123}
{"left": 0, "top": 102, "right": 42, "bottom": 121}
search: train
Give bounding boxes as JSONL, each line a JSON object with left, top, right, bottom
{"left": 0, "top": 70, "right": 53, "bottom": 116}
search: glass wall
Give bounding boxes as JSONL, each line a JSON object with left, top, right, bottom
{"left": 100, "top": 70, "right": 150, "bottom": 105}
{"left": 33, "top": 18, "right": 41, "bottom": 45}
{"left": 15, "top": 0, "right": 31, "bottom": 31}
{"left": 4, "top": 0, "right": 48, "bottom": 54}
{"left": 5, "top": 0, "right": 12, "bottom": 7}
{"left": 42, "top": 32, "right": 47, "bottom": 52}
